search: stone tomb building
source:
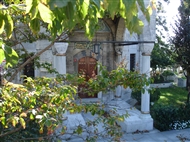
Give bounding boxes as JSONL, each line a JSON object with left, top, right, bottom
{"left": 13, "top": 1, "right": 156, "bottom": 134}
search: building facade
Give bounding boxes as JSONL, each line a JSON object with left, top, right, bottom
{"left": 11, "top": 0, "right": 156, "bottom": 133}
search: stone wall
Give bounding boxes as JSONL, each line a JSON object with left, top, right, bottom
{"left": 66, "top": 20, "right": 116, "bottom": 74}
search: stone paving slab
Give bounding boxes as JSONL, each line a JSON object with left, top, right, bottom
{"left": 121, "top": 128, "right": 190, "bottom": 142}
{"left": 63, "top": 128, "right": 190, "bottom": 142}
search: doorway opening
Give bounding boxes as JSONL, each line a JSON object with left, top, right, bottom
{"left": 78, "top": 56, "right": 97, "bottom": 98}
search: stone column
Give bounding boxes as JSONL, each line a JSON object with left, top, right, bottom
{"left": 53, "top": 42, "right": 68, "bottom": 75}
{"left": 140, "top": 43, "right": 154, "bottom": 114}
{"left": 115, "top": 85, "right": 122, "bottom": 100}
{"left": 141, "top": 55, "right": 150, "bottom": 113}
{"left": 54, "top": 56, "right": 66, "bottom": 74}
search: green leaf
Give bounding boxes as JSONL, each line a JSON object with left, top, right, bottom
{"left": 0, "top": 48, "right": 5, "bottom": 64}
{"left": 20, "top": 112, "right": 27, "bottom": 118}
{"left": 45, "top": 119, "right": 52, "bottom": 127}
{"left": 107, "top": 0, "right": 119, "bottom": 19}
{"left": 12, "top": 117, "right": 19, "bottom": 127}
{"left": 76, "top": 126, "right": 83, "bottom": 134}
{"left": 0, "top": 13, "right": 5, "bottom": 34}
{"left": 137, "top": 0, "right": 150, "bottom": 22}
{"left": 20, "top": 117, "right": 26, "bottom": 129}
{"left": 119, "top": 0, "right": 126, "bottom": 18}
{"left": 26, "top": 0, "right": 33, "bottom": 13}
{"left": 48, "top": 0, "right": 71, "bottom": 9}
{"left": 92, "top": 0, "right": 100, "bottom": 9}
{"left": 29, "top": 18, "right": 40, "bottom": 34}
{"left": 137, "top": 0, "right": 146, "bottom": 12}
{"left": 4, "top": 14, "right": 13, "bottom": 38}
{"left": 1, "top": 117, "right": 6, "bottom": 126}
{"left": 38, "top": 2, "right": 55, "bottom": 24}
{"left": 30, "top": 114, "right": 34, "bottom": 120}
{"left": 12, "top": 118, "right": 16, "bottom": 127}
{"left": 30, "top": 5, "right": 39, "bottom": 20}
{"left": 145, "top": 5, "right": 151, "bottom": 22}
{"left": 3, "top": 44, "right": 19, "bottom": 67}
{"left": 79, "top": 0, "right": 89, "bottom": 19}
{"left": 132, "top": 17, "right": 144, "bottom": 34}
{"left": 64, "top": 2, "right": 75, "bottom": 30}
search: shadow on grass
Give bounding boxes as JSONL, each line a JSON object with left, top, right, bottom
{"left": 153, "top": 86, "right": 188, "bottom": 107}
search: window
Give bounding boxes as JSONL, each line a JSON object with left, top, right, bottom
{"left": 24, "top": 56, "right": 34, "bottom": 79}
{"left": 130, "top": 54, "right": 136, "bottom": 71}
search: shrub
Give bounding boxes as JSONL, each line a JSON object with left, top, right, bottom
{"left": 0, "top": 121, "right": 48, "bottom": 142}
{"left": 131, "top": 91, "right": 141, "bottom": 103}
{"left": 162, "top": 70, "right": 175, "bottom": 76}
{"left": 131, "top": 89, "right": 161, "bottom": 104}
{"left": 151, "top": 73, "right": 165, "bottom": 83}
{"left": 181, "top": 76, "right": 186, "bottom": 79}
{"left": 150, "top": 89, "right": 161, "bottom": 102}
{"left": 151, "top": 104, "right": 190, "bottom": 131}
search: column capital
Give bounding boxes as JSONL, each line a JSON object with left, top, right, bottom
{"left": 53, "top": 42, "right": 68, "bottom": 56}
{"left": 140, "top": 43, "right": 154, "bottom": 56}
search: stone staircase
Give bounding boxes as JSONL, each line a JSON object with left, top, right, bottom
{"left": 54, "top": 99, "right": 153, "bottom": 142}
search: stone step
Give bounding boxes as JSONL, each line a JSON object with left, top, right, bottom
{"left": 117, "top": 108, "right": 153, "bottom": 133}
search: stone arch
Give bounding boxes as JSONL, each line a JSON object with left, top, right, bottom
{"left": 116, "top": 18, "right": 126, "bottom": 41}
{"left": 102, "top": 18, "right": 116, "bottom": 41}
{"left": 114, "top": 18, "right": 126, "bottom": 63}
{"left": 73, "top": 50, "right": 100, "bottom": 73}
{"left": 67, "top": 19, "right": 117, "bottom": 73}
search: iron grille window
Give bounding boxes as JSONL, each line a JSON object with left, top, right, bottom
{"left": 24, "top": 57, "right": 34, "bottom": 78}
{"left": 130, "top": 54, "right": 136, "bottom": 71}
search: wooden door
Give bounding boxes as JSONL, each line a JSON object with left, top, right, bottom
{"left": 78, "top": 57, "right": 97, "bottom": 98}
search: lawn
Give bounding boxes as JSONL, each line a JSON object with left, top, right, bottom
{"left": 150, "top": 86, "right": 190, "bottom": 131}
{"left": 153, "top": 86, "right": 188, "bottom": 107}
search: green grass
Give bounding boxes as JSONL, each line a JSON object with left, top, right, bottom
{"left": 153, "top": 86, "right": 188, "bottom": 107}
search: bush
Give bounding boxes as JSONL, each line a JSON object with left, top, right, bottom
{"left": 150, "top": 89, "right": 161, "bottom": 102}
{"left": 0, "top": 121, "right": 49, "bottom": 142}
{"left": 162, "top": 70, "right": 175, "bottom": 76}
{"left": 151, "top": 73, "right": 165, "bottom": 83}
{"left": 151, "top": 104, "right": 190, "bottom": 131}
{"left": 131, "top": 89, "right": 161, "bottom": 104}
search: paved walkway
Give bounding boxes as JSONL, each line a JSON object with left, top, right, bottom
{"left": 121, "top": 128, "right": 190, "bottom": 142}
{"left": 64, "top": 128, "right": 190, "bottom": 142}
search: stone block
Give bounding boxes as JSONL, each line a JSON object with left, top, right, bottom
{"left": 63, "top": 113, "right": 85, "bottom": 130}
{"left": 117, "top": 109, "right": 153, "bottom": 133}
{"left": 177, "top": 78, "right": 186, "bottom": 87}
{"left": 127, "top": 98, "right": 137, "bottom": 107}
{"left": 108, "top": 100, "right": 131, "bottom": 110}
{"left": 82, "top": 112, "right": 105, "bottom": 133}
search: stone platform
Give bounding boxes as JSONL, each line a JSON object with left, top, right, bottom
{"left": 55, "top": 99, "right": 153, "bottom": 141}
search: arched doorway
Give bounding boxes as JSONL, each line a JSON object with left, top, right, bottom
{"left": 78, "top": 56, "right": 97, "bottom": 98}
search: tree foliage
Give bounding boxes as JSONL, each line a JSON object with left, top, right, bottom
{"left": 151, "top": 0, "right": 174, "bottom": 72}
{"left": 151, "top": 36, "right": 174, "bottom": 71}
{"left": 0, "top": 0, "right": 156, "bottom": 141}
{"left": 0, "top": 64, "right": 151, "bottom": 141}
{"left": 0, "top": 0, "right": 155, "bottom": 68}
{"left": 171, "top": 0, "right": 190, "bottom": 72}
{"left": 170, "top": 0, "right": 190, "bottom": 102}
